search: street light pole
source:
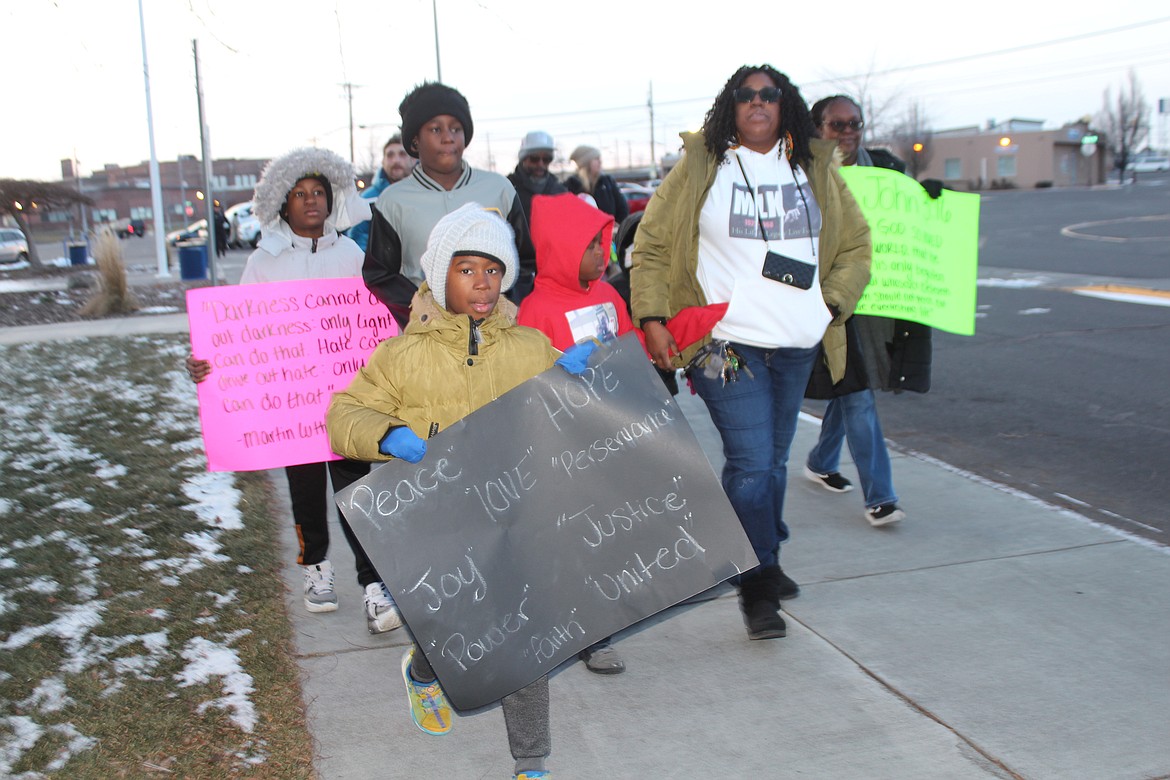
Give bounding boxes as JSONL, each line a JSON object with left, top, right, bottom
{"left": 194, "top": 39, "right": 217, "bottom": 284}
{"left": 647, "top": 81, "right": 658, "bottom": 180}
{"left": 432, "top": 0, "right": 442, "bottom": 82}
{"left": 138, "top": 0, "right": 170, "bottom": 277}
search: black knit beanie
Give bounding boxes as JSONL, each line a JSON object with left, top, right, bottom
{"left": 399, "top": 82, "right": 474, "bottom": 158}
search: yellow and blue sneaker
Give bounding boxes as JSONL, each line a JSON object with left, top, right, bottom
{"left": 514, "top": 772, "right": 551, "bottom": 779}
{"left": 401, "top": 649, "right": 452, "bottom": 735}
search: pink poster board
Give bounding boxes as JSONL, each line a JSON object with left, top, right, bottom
{"left": 186, "top": 278, "right": 398, "bottom": 472}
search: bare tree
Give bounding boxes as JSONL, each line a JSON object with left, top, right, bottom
{"left": 888, "top": 102, "right": 934, "bottom": 179}
{"left": 821, "top": 55, "right": 906, "bottom": 143}
{"left": 1096, "top": 69, "right": 1150, "bottom": 176}
{"left": 0, "top": 179, "right": 93, "bottom": 270}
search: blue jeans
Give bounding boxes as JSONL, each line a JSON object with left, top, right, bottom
{"left": 806, "top": 389, "right": 898, "bottom": 509}
{"left": 690, "top": 343, "right": 818, "bottom": 569}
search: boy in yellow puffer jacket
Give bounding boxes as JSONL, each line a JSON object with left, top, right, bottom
{"left": 327, "top": 202, "right": 595, "bottom": 780}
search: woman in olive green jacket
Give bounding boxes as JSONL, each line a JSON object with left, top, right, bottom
{"left": 629, "top": 65, "right": 871, "bottom": 642}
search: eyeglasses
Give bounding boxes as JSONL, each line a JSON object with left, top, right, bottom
{"left": 822, "top": 119, "right": 864, "bottom": 132}
{"left": 733, "top": 86, "right": 782, "bottom": 104}
{"left": 525, "top": 154, "right": 553, "bottom": 164}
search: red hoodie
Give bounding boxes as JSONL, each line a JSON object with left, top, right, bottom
{"left": 518, "top": 193, "right": 634, "bottom": 350}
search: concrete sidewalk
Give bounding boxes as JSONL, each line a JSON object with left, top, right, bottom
{"left": 4, "top": 314, "right": 1167, "bottom": 779}
{"left": 285, "top": 387, "right": 1170, "bottom": 780}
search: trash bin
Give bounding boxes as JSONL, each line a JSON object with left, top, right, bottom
{"left": 68, "top": 243, "right": 88, "bottom": 266}
{"left": 178, "top": 242, "right": 208, "bottom": 280}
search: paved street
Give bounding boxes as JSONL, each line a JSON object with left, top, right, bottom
{"left": 840, "top": 174, "right": 1170, "bottom": 543}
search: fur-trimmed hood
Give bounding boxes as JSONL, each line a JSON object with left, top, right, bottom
{"left": 252, "top": 147, "right": 371, "bottom": 256}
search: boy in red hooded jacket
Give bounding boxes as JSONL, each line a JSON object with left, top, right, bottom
{"left": 518, "top": 193, "right": 634, "bottom": 350}
{"left": 517, "top": 192, "right": 634, "bottom": 674}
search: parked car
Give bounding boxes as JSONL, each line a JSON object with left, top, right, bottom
{"left": 1127, "top": 156, "right": 1169, "bottom": 173}
{"left": 225, "top": 201, "right": 261, "bottom": 248}
{"left": 0, "top": 228, "right": 29, "bottom": 264}
{"left": 166, "top": 219, "right": 208, "bottom": 246}
{"left": 618, "top": 182, "right": 655, "bottom": 214}
{"left": 112, "top": 218, "right": 147, "bottom": 238}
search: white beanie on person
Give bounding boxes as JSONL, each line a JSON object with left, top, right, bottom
{"left": 419, "top": 203, "right": 517, "bottom": 309}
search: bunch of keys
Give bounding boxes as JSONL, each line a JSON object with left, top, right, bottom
{"left": 721, "top": 344, "right": 753, "bottom": 384}
{"left": 691, "top": 341, "right": 754, "bottom": 386}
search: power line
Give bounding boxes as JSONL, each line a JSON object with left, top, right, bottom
{"left": 831, "top": 15, "right": 1170, "bottom": 82}
{"left": 481, "top": 16, "right": 1170, "bottom": 127}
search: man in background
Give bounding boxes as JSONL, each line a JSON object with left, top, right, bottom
{"left": 508, "top": 130, "right": 567, "bottom": 223}
{"left": 349, "top": 134, "right": 414, "bottom": 251}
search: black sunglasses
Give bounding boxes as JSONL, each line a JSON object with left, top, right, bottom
{"left": 822, "top": 119, "right": 864, "bottom": 132}
{"left": 525, "top": 154, "right": 553, "bottom": 164}
{"left": 733, "top": 86, "right": 782, "bottom": 104}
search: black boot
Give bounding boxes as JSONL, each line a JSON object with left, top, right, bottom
{"left": 739, "top": 566, "right": 787, "bottom": 640}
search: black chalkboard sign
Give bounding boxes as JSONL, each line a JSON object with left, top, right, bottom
{"left": 334, "top": 333, "right": 757, "bottom": 709}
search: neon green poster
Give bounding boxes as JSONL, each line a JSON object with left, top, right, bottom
{"left": 838, "top": 166, "right": 980, "bottom": 335}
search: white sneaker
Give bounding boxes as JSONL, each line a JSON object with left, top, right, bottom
{"left": 364, "top": 581, "right": 403, "bottom": 634}
{"left": 303, "top": 560, "right": 338, "bottom": 613}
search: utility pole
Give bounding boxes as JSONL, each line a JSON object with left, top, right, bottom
{"left": 71, "top": 150, "right": 86, "bottom": 242}
{"left": 647, "top": 81, "right": 658, "bottom": 180}
{"left": 138, "top": 0, "right": 169, "bottom": 277}
{"left": 432, "top": 0, "right": 442, "bottom": 81}
{"left": 342, "top": 82, "right": 356, "bottom": 163}
{"left": 194, "top": 39, "right": 217, "bottom": 284}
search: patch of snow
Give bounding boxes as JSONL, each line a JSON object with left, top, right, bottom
{"left": 184, "top": 531, "right": 230, "bottom": 566}
{"left": 182, "top": 470, "right": 243, "bottom": 530}
{"left": 95, "top": 463, "right": 128, "bottom": 480}
{"left": 26, "top": 577, "right": 59, "bottom": 595}
{"left": 0, "top": 715, "right": 43, "bottom": 777}
{"left": 209, "top": 589, "right": 238, "bottom": 607}
{"left": 21, "top": 677, "right": 72, "bottom": 713}
{"left": 176, "top": 636, "right": 258, "bottom": 733}
{"left": 0, "top": 602, "right": 105, "bottom": 652}
{"left": 52, "top": 497, "right": 94, "bottom": 513}
{"left": 43, "top": 723, "right": 98, "bottom": 772}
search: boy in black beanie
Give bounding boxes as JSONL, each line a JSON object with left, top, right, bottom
{"left": 363, "top": 82, "right": 536, "bottom": 327}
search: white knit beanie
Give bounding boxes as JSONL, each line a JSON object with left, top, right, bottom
{"left": 419, "top": 203, "right": 517, "bottom": 309}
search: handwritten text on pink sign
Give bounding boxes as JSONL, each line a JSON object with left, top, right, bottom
{"left": 186, "top": 277, "right": 397, "bottom": 472}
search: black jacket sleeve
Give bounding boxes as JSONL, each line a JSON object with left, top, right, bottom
{"left": 506, "top": 195, "right": 536, "bottom": 304}
{"left": 363, "top": 207, "right": 415, "bottom": 328}
{"left": 609, "top": 177, "right": 629, "bottom": 224}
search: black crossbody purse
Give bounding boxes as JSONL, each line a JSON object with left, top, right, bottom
{"left": 734, "top": 153, "right": 817, "bottom": 290}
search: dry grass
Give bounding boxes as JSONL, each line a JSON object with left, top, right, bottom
{"left": 0, "top": 335, "right": 316, "bottom": 778}
{"left": 79, "top": 229, "right": 140, "bottom": 317}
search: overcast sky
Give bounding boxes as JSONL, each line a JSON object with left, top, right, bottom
{"left": 5, "top": 0, "right": 1169, "bottom": 182}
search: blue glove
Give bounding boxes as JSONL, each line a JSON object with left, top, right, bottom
{"left": 379, "top": 427, "right": 427, "bottom": 463}
{"left": 555, "top": 340, "right": 599, "bottom": 375}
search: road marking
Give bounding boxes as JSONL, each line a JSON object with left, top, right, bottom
{"left": 1068, "top": 285, "right": 1170, "bottom": 307}
{"left": 1061, "top": 213, "right": 1170, "bottom": 243}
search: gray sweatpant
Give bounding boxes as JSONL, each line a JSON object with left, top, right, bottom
{"left": 411, "top": 645, "right": 551, "bottom": 769}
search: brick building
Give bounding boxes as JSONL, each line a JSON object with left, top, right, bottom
{"left": 913, "top": 119, "right": 1107, "bottom": 191}
{"left": 27, "top": 156, "right": 269, "bottom": 231}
